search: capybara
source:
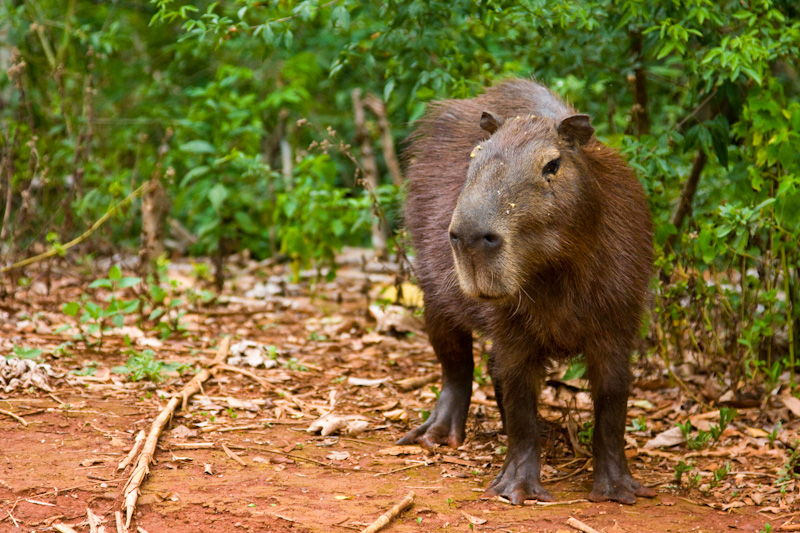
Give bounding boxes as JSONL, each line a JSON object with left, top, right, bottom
{"left": 399, "top": 79, "right": 656, "bottom": 504}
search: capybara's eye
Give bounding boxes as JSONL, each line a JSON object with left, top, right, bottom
{"left": 543, "top": 158, "right": 561, "bottom": 176}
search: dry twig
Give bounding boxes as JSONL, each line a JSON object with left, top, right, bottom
{"left": 120, "top": 338, "right": 230, "bottom": 528}
{"left": 115, "top": 510, "right": 127, "bottom": 533}
{"left": 0, "top": 408, "right": 27, "bottom": 426}
{"left": 117, "top": 430, "right": 145, "bottom": 472}
{"left": 567, "top": 516, "right": 601, "bottom": 533}
{"left": 221, "top": 442, "right": 247, "bottom": 466}
{"left": 360, "top": 491, "right": 415, "bottom": 533}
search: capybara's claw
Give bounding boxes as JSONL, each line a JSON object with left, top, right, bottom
{"left": 589, "top": 475, "right": 657, "bottom": 504}
{"left": 486, "top": 477, "right": 554, "bottom": 505}
{"left": 397, "top": 417, "right": 464, "bottom": 449}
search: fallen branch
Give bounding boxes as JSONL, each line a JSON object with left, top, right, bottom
{"left": 0, "top": 181, "right": 151, "bottom": 273}
{"left": 0, "top": 408, "right": 27, "bottom": 426}
{"left": 214, "top": 363, "right": 302, "bottom": 406}
{"left": 115, "top": 510, "right": 127, "bottom": 533}
{"left": 221, "top": 442, "right": 246, "bottom": 466}
{"left": 567, "top": 516, "right": 601, "bottom": 533}
{"left": 360, "top": 491, "right": 415, "bottom": 533}
{"left": 117, "top": 430, "right": 145, "bottom": 472}
{"left": 87, "top": 508, "right": 102, "bottom": 533}
{"left": 121, "top": 337, "right": 230, "bottom": 528}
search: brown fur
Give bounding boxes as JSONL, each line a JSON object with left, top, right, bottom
{"left": 400, "top": 79, "right": 655, "bottom": 504}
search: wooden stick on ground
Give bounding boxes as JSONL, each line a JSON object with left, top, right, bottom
{"left": 117, "top": 430, "right": 145, "bottom": 472}
{"left": 567, "top": 516, "right": 601, "bottom": 533}
{"left": 221, "top": 442, "right": 246, "bottom": 466}
{"left": 0, "top": 408, "right": 27, "bottom": 426}
{"left": 115, "top": 510, "right": 128, "bottom": 533}
{"left": 121, "top": 338, "right": 230, "bottom": 528}
{"left": 360, "top": 491, "right": 415, "bottom": 533}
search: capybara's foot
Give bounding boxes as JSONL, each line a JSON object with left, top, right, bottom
{"left": 588, "top": 475, "right": 657, "bottom": 504}
{"left": 484, "top": 459, "right": 554, "bottom": 505}
{"left": 397, "top": 413, "right": 464, "bottom": 449}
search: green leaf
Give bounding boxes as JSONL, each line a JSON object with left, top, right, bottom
{"left": 562, "top": 359, "right": 586, "bottom": 380}
{"left": 109, "top": 265, "right": 122, "bottom": 281}
{"left": 121, "top": 300, "right": 140, "bottom": 314}
{"left": 13, "top": 346, "right": 43, "bottom": 359}
{"left": 119, "top": 277, "right": 142, "bottom": 289}
{"left": 180, "top": 140, "right": 216, "bottom": 154}
{"left": 89, "top": 279, "right": 112, "bottom": 289}
{"left": 208, "top": 183, "right": 229, "bottom": 212}
{"left": 63, "top": 301, "right": 81, "bottom": 316}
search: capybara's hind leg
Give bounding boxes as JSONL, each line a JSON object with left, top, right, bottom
{"left": 488, "top": 347, "right": 506, "bottom": 433}
{"left": 398, "top": 306, "right": 473, "bottom": 448}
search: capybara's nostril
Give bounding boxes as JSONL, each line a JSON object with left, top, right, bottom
{"left": 482, "top": 232, "right": 503, "bottom": 250}
{"left": 449, "top": 231, "right": 459, "bottom": 247}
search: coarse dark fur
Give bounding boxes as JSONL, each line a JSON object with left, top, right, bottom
{"left": 399, "top": 79, "right": 656, "bottom": 504}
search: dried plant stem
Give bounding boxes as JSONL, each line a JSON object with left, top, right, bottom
{"left": 1, "top": 181, "right": 150, "bottom": 273}
{"left": 360, "top": 491, "right": 415, "bottom": 533}
{"left": 567, "top": 516, "right": 601, "bottom": 533}
{"left": 121, "top": 338, "right": 230, "bottom": 528}
{"left": 782, "top": 244, "right": 796, "bottom": 385}
{"left": 0, "top": 409, "right": 27, "bottom": 426}
{"left": 116, "top": 430, "right": 145, "bottom": 472}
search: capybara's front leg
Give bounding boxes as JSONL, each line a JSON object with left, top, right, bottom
{"left": 484, "top": 353, "right": 553, "bottom": 504}
{"left": 587, "top": 349, "right": 657, "bottom": 504}
{"left": 397, "top": 309, "right": 473, "bottom": 449}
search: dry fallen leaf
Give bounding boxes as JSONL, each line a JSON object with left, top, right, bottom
{"left": 326, "top": 451, "right": 350, "bottom": 461}
{"left": 346, "top": 419, "right": 369, "bottom": 437}
{"left": 644, "top": 426, "right": 685, "bottom": 449}
{"left": 781, "top": 395, "right": 800, "bottom": 417}
{"left": 460, "top": 510, "right": 487, "bottom": 525}
{"left": 347, "top": 376, "right": 390, "bottom": 387}
{"left": 307, "top": 414, "right": 348, "bottom": 436}
{"left": 383, "top": 408, "right": 408, "bottom": 422}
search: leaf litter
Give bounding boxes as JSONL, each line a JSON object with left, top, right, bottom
{"left": 0, "top": 249, "right": 797, "bottom": 532}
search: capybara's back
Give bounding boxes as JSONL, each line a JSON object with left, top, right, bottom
{"left": 400, "top": 78, "right": 655, "bottom": 505}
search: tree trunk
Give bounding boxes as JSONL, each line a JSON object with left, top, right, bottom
{"left": 666, "top": 149, "right": 708, "bottom": 252}
{"left": 353, "top": 88, "right": 387, "bottom": 258}
{"left": 364, "top": 93, "right": 403, "bottom": 186}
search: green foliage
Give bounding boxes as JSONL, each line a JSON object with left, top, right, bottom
{"left": 627, "top": 415, "right": 648, "bottom": 432}
{"left": 777, "top": 439, "right": 800, "bottom": 485}
{"left": 72, "top": 361, "right": 99, "bottom": 376}
{"left": 59, "top": 265, "right": 141, "bottom": 347}
{"left": 562, "top": 358, "right": 587, "bottom": 381}
{"left": 578, "top": 420, "right": 594, "bottom": 447}
{"left": 709, "top": 462, "right": 731, "bottom": 488}
{"left": 9, "top": 346, "right": 43, "bottom": 361}
{"left": 112, "top": 344, "right": 191, "bottom": 383}
{"left": 2, "top": 0, "right": 799, "bottom": 388}
{"left": 673, "top": 460, "right": 694, "bottom": 487}
{"left": 678, "top": 408, "right": 738, "bottom": 451}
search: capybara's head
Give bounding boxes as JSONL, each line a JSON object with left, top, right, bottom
{"left": 448, "top": 111, "right": 597, "bottom": 301}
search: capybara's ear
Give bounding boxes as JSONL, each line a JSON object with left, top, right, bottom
{"left": 480, "top": 110, "right": 505, "bottom": 135}
{"left": 557, "top": 114, "right": 594, "bottom": 145}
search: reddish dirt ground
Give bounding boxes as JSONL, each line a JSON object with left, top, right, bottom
{"left": 0, "top": 253, "right": 796, "bottom": 532}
